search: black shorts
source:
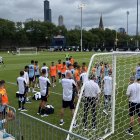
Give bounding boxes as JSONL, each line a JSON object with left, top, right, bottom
{"left": 29, "top": 77, "right": 34, "bottom": 82}
{"left": 62, "top": 74, "right": 65, "bottom": 78}
{"left": 25, "top": 86, "right": 28, "bottom": 93}
{"left": 129, "top": 102, "right": 140, "bottom": 117}
{"left": 58, "top": 72, "right": 61, "bottom": 77}
{"left": 62, "top": 100, "right": 75, "bottom": 109}
{"left": 35, "top": 75, "right": 40, "bottom": 78}
{"left": 41, "top": 95, "right": 47, "bottom": 102}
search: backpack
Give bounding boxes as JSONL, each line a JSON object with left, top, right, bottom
{"left": 45, "top": 105, "right": 54, "bottom": 114}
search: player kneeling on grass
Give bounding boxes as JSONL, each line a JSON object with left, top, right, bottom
{"left": 83, "top": 74, "right": 101, "bottom": 130}
{"left": 60, "top": 70, "right": 78, "bottom": 127}
{"left": 37, "top": 69, "right": 51, "bottom": 117}
{"left": 17, "top": 71, "right": 27, "bottom": 111}
{"left": 125, "top": 76, "right": 140, "bottom": 136}
{"left": 0, "top": 80, "right": 15, "bottom": 138}
{"left": 102, "top": 71, "right": 112, "bottom": 115}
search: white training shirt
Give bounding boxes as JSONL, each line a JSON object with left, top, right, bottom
{"left": 24, "top": 71, "right": 29, "bottom": 85}
{"left": 84, "top": 80, "right": 100, "bottom": 98}
{"left": 17, "top": 77, "right": 26, "bottom": 94}
{"left": 41, "top": 66, "right": 49, "bottom": 77}
{"left": 61, "top": 78, "right": 76, "bottom": 101}
{"left": 39, "top": 76, "right": 50, "bottom": 96}
{"left": 103, "top": 76, "right": 113, "bottom": 95}
{"left": 126, "top": 82, "right": 140, "bottom": 103}
{"left": 80, "top": 72, "right": 88, "bottom": 84}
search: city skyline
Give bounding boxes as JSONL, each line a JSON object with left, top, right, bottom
{"left": 44, "top": 0, "right": 52, "bottom": 22}
{"left": 0, "top": 0, "right": 139, "bottom": 35}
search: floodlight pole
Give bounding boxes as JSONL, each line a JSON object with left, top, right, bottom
{"left": 126, "top": 11, "right": 129, "bottom": 35}
{"left": 79, "top": 3, "right": 85, "bottom": 52}
{"left": 136, "top": 0, "right": 139, "bottom": 47}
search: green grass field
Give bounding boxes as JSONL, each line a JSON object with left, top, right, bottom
{"left": 0, "top": 51, "right": 140, "bottom": 140}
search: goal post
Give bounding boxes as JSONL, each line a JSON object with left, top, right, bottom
{"left": 16, "top": 47, "right": 38, "bottom": 55}
{"left": 69, "top": 52, "right": 140, "bottom": 140}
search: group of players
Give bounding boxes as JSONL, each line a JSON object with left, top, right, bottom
{"left": 16, "top": 54, "right": 114, "bottom": 130}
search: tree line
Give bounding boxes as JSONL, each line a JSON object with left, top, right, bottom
{"left": 0, "top": 18, "right": 139, "bottom": 51}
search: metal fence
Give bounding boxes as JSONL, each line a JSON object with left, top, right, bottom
{"left": 17, "top": 112, "right": 88, "bottom": 140}
{"left": 0, "top": 105, "right": 16, "bottom": 139}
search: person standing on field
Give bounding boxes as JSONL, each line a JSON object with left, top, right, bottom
{"left": 37, "top": 69, "right": 51, "bottom": 117}
{"left": 125, "top": 76, "right": 140, "bottom": 136}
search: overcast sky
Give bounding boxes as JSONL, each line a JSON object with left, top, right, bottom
{"left": 0, "top": 0, "right": 139, "bottom": 35}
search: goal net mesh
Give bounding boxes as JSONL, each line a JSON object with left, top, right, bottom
{"left": 69, "top": 52, "right": 140, "bottom": 140}
{"left": 17, "top": 47, "right": 37, "bottom": 55}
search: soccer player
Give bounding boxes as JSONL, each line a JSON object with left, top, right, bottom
{"left": 23, "top": 66, "right": 30, "bottom": 103}
{"left": 102, "top": 71, "right": 112, "bottom": 115}
{"left": 41, "top": 63, "right": 49, "bottom": 78}
{"left": 74, "top": 65, "right": 81, "bottom": 89}
{"left": 59, "top": 70, "right": 78, "bottom": 126}
{"left": 28, "top": 60, "right": 35, "bottom": 93}
{"left": 0, "top": 56, "right": 5, "bottom": 66}
{"left": 17, "top": 71, "right": 27, "bottom": 111}
{"left": 37, "top": 69, "right": 51, "bottom": 117}
{"left": 56, "top": 60, "right": 62, "bottom": 83}
{"left": 65, "top": 58, "right": 70, "bottom": 68}
{"left": 125, "top": 76, "right": 140, "bottom": 136}
{"left": 61, "top": 62, "right": 67, "bottom": 78}
{"left": 50, "top": 62, "right": 57, "bottom": 87}
{"left": 96, "top": 63, "right": 102, "bottom": 87}
{"left": 83, "top": 74, "right": 101, "bottom": 130}
{"left": 34, "top": 61, "right": 40, "bottom": 88}
{"left": 80, "top": 67, "right": 88, "bottom": 85}
{"left": 81, "top": 62, "right": 88, "bottom": 72}
{"left": 70, "top": 56, "right": 75, "bottom": 65}
{"left": 135, "top": 63, "right": 140, "bottom": 79}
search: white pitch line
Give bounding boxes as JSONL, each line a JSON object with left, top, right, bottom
{"left": 7, "top": 81, "right": 62, "bottom": 96}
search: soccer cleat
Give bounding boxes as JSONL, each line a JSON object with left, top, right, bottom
{"left": 103, "top": 109, "right": 108, "bottom": 115}
{"left": 125, "top": 129, "right": 134, "bottom": 136}
{"left": 59, "top": 121, "right": 64, "bottom": 126}
{"left": 21, "top": 108, "right": 27, "bottom": 111}
{"left": 3, "top": 133, "right": 10, "bottom": 139}
{"left": 41, "top": 114, "right": 48, "bottom": 117}
{"left": 18, "top": 108, "right": 22, "bottom": 111}
{"left": 26, "top": 100, "right": 32, "bottom": 104}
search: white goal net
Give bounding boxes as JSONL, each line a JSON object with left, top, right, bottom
{"left": 69, "top": 52, "right": 140, "bottom": 140}
{"left": 16, "top": 47, "right": 38, "bottom": 55}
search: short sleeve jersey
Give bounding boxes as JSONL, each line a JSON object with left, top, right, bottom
{"left": 61, "top": 78, "right": 76, "bottom": 101}
{"left": 17, "top": 77, "right": 26, "bottom": 94}
{"left": 28, "top": 64, "right": 35, "bottom": 78}
{"left": 84, "top": 80, "right": 100, "bottom": 98}
{"left": 41, "top": 66, "right": 49, "bottom": 77}
{"left": 39, "top": 76, "right": 51, "bottom": 96}
{"left": 103, "top": 76, "right": 113, "bottom": 95}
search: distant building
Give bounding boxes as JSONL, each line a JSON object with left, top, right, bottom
{"left": 118, "top": 28, "right": 126, "bottom": 34}
{"left": 44, "top": 0, "right": 52, "bottom": 22}
{"left": 99, "top": 14, "right": 104, "bottom": 30}
{"left": 58, "top": 15, "right": 64, "bottom": 26}
{"left": 75, "top": 25, "right": 81, "bottom": 30}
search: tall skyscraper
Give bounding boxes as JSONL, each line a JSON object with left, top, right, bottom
{"left": 58, "top": 15, "right": 64, "bottom": 26}
{"left": 99, "top": 14, "right": 104, "bottom": 30}
{"left": 44, "top": 0, "right": 52, "bottom": 22}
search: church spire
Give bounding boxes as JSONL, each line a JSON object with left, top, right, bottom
{"left": 99, "top": 13, "right": 104, "bottom": 30}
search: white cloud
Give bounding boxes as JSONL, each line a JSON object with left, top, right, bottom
{"left": 0, "top": 0, "right": 139, "bottom": 34}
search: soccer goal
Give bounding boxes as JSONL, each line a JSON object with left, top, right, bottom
{"left": 69, "top": 52, "right": 140, "bottom": 140}
{"left": 16, "top": 47, "right": 38, "bottom": 55}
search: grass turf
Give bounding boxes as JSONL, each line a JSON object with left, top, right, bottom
{"left": 0, "top": 52, "right": 140, "bottom": 140}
